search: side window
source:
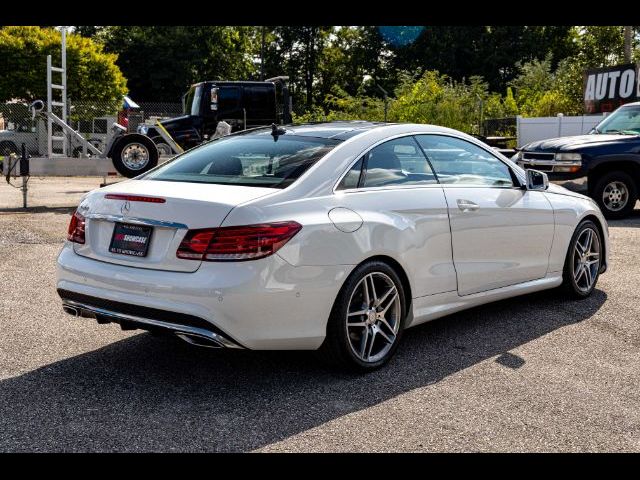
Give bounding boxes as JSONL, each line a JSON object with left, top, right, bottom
{"left": 415, "top": 135, "right": 514, "bottom": 187}
{"left": 336, "top": 157, "right": 364, "bottom": 190}
{"left": 190, "top": 86, "right": 203, "bottom": 116}
{"left": 362, "top": 137, "right": 437, "bottom": 188}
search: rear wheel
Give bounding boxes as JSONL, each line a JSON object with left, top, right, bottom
{"left": 110, "top": 134, "right": 158, "bottom": 178}
{"left": 317, "top": 261, "right": 407, "bottom": 372}
{"left": 561, "top": 220, "right": 603, "bottom": 299}
{"left": 592, "top": 170, "right": 637, "bottom": 219}
{"left": 151, "top": 137, "right": 172, "bottom": 156}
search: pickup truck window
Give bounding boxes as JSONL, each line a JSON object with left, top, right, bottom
{"left": 594, "top": 105, "right": 640, "bottom": 134}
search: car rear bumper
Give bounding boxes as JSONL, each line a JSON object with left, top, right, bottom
{"left": 56, "top": 243, "right": 352, "bottom": 350}
{"left": 58, "top": 289, "right": 244, "bottom": 349}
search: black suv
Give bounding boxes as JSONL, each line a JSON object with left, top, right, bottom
{"left": 514, "top": 102, "right": 640, "bottom": 219}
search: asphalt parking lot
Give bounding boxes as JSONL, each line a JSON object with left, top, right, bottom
{"left": 1, "top": 177, "right": 639, "bottom": 452}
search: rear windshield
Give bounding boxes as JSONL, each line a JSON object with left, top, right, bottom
{"left": 143, "top": 133, "right": 341, "bottom": 188}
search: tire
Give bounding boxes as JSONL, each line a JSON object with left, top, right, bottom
{"left": 151, "top": 137, "right": 172, "bottom": 156}
{"left": 561, "top": 220, "right": 603, "bottom": 299}
{"left": 591, "top": 170, "right": 637, "bottom": 219}
{"left": 317, "top": 260, "right": 408, "bottom": 372}
{"left": 0, "top": 142, "right": 18, "bottom": 157}
{"left": 110, "top": 134, "right": 158, "bottom": 178}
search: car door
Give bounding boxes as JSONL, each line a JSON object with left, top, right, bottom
{"left": 335, "top": 136, "right": 457, "bottom": 298}
{"left": 415, "top": 134, "right": 555, "bottom": 296}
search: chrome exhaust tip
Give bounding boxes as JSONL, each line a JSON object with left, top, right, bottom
{"left": 175, "top": 332, "right": 224, "bottom": 349}
{"left": 62, "top": 305, "right": 79, "bottom": 317}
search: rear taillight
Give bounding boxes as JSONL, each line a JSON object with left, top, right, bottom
{"left": 67, "top": 210, "right": 86, "bottom": 244}
{"left": 177, "top": 221, "right": 302, "bottom": 262}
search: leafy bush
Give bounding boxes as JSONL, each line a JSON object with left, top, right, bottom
{"left": 297, "top": 71, "right": 506, "bottom": 134}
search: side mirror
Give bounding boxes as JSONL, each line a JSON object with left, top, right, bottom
{"left": 526, "top": 169, "right": 549, "bottom": 191}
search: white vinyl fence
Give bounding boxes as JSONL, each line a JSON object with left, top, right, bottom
{"left": 516, "top": 114, "right": 609, "bottom": 148}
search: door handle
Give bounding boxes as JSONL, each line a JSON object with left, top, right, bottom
{"left": 457, "top": 199, "right": 479, "bottom": 212}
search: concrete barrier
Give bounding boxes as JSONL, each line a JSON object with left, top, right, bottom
{"left": 2, "top": 155, "right": 173, "bottom": 177}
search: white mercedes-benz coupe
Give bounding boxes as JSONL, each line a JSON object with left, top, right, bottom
{"left": 57, "top": 122, "right": 609, "bottom": 370}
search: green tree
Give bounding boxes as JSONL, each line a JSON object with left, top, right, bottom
{"left": 388, "top": 71, "right": 486, "bottom": 133}
{"left": 510, "top": 27, "right": 640, "bottom": 116}
{"left": 555, "top": 26, "right": 639, "bottom": 114}
{"left": 262, "top": 26, "right": 333, "bottom": 111}
{"left": 388, "top": 26, "right": 576, "bottom": 93}
{"left": 72, "top": 26, "right": 106, "bottom": 38}
{"left": 0, "top": 26, "right": 127, "bottom": 103}
{"left": 316, "top": 27, "right": 391, "bottom": 102}
{"left": 100, "top": 26, "right": 256, "bottom": 101}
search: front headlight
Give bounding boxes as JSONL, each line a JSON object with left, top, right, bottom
{"left": 138, "top": 125, "right": 149, "bottom": 135}
{"left": 555, "top": 152, "right": 582, "bottom": 161}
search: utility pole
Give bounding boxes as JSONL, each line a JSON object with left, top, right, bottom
{"left": 624, "top": 26, "right": 633, "bottom": 63}
{"left": 260, "top": 26, "right": 266, "bottom": 81}
{"left": 376, "top": 84, "right": 389, "bottom": 122}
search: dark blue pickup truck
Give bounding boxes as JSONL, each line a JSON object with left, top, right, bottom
{"left": 513, "top": 102, "right": 640, "bottom": 219}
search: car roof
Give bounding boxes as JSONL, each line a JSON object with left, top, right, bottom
{"left": 284, "top": 121, "right": 395, "bottom": 140}
{"left": 238, "top": 121, "right": 472, "bottom": 141}
{"left": 238, "top": 121, "right": 393, "bottom": 140}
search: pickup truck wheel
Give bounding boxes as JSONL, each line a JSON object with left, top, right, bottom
{"left": 110, "top": 134, "right": 158, "bottom": 178}
{"left": 592, "top": 171, "right": 637, "bottom": 219}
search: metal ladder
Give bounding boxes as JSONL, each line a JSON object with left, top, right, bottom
{"left": 46, "top": 27, "right": 68, "bottom": 158}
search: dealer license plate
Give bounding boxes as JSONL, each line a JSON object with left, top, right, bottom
{"left": 109, "top": 222, "right": 153, "bottom": 257}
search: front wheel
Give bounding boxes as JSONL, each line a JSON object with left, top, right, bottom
{"left": 592, "top": 171, "right": 637, "bottom": 219}
{"left": 317, "top": 261, "right": 407, "bottom": 371}
{"left": 110, "top": 134, "right": 159, "bottom": 178}
{"left": 561, "top": 220, "right": 603, "bottom": 299}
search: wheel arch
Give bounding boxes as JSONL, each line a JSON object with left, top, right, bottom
{"left": 351, "top": 254, "right": 413, "bottom": 307}
{"left": 580, "top": 214, "right": 608, "bottom": 273}
{"left": 587, "top": 159, "right": 640, "bottom": 197}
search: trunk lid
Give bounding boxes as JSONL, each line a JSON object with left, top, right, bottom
{"left": 73, "top": 179, "right": 276, "bottom": 272}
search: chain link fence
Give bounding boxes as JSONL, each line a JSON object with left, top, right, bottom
{"left": 1, "top": 98, "right": 518, "bottom": 168}
{"left": 482, "top": 117, "right": 517, "bottom": 138}
{"left": 0, "top": 100, "right": 182, "bottom": 162}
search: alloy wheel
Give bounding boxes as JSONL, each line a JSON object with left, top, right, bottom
{"left": 345, "top": 272, "right": 401, "bottom": 363}
{"left": 573, "top": 227, "right": 601, "bottom": 293}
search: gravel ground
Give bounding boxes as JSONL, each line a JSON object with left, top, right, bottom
{"left": 0, "top": 177, "right": 639, "bottom": 452}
